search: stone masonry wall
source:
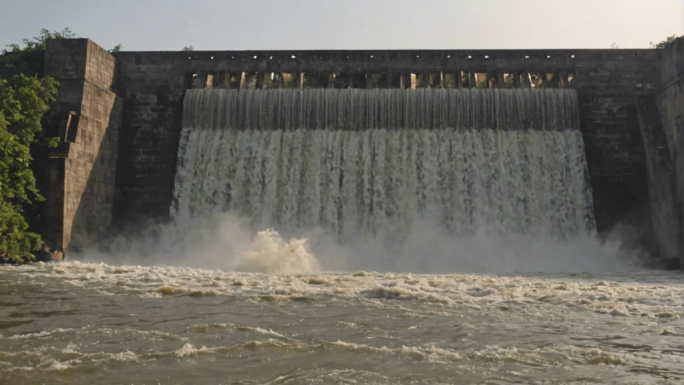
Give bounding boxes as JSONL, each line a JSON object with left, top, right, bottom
{"left": 43, "top": 39, "right": 122, "bottom": 250}
{"left": 111, "top": 48, "right": 659, "bottom": 235}
{"left": 42, "top": 39, "right": 87, "bottom": 249}
{"left": 656, "top": 37, "right": 684, "bottom": 263}
{"left": 657, "top": 38, "right": 684, "bottom": 164}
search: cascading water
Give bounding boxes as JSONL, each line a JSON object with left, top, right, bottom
{"left": 171, "top": 88, "right": 595, "bottom": 242}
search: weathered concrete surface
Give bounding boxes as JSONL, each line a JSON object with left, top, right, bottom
{"left": 43, "top": 39, "right": 122, "bottom": 251}
{"left": 635, "top": 96, "right": 682, "bottom": 260}
{"left": 656, "top": 37, "right": 684, "bottom": 266}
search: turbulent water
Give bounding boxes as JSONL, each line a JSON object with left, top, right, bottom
{"left": 1, "top": 263, "right": 683, "bottom": 384}
{"left": 173, "top": 89, "right": 594, "bottom": 240}
{"left": 4, "top": 88, "right": 677, "bottom": 384}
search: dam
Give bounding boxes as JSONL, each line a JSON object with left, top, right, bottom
{"left": 3, "top": 37, "right": 684, "bottom": 384}
{"left": 40, "top": 38, "right": 684, "bottom": 266}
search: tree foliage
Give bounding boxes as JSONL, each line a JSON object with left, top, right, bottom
{"left": 0, "top": 75, "right": 58, "bottom": 146}
{"left": 0, "top": 111, "right": 42, "bottom": 263}
{"left": 1, "top": 28, "right": 75, "bottom": 79}
{"left": 0, "top": 29, "right": 64, "bottom": 263}
{"left": 4, "top": 28, "right": 75, "bottom": 53}
{"left": 650, "top": 35, "right": 680, "bottom": 49}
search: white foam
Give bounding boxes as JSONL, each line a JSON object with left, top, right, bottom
{"left": 75, "top": 214, "right": 321, "bottom": 274}
{"left": 174, "top": 343, "right": 204, "bottom": 358}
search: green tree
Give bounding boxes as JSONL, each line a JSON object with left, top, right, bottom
{"left": 1, "top": 28, "right": 75, "bottom": 79}
{"left": 110, "top": 44, "right": 123, "bottom": 53}
{"left": 0, "top": 29, "right": 64, "bottom": 263}
{"left": 0, "top": 75, "right": 58, "bottom": 146}
{"left": 5, "top": 28, "right": 75, "bottom": 52}
{"left": 0, "top": 110, "right": 42, "bottom": 263}
{"left": 650, "top": 35, "right": 680, "bottom": 49}
{"left": 182, "top": 46, "right": 194, "bottom": 51}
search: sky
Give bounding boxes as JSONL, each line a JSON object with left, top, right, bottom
{"left": 0, "top": 0, "right": 683, "bottom": 51}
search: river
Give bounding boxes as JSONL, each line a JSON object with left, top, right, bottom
{"left": 1, "top": 261, "right": 683, "bottom": 384}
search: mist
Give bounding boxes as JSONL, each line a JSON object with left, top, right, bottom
{"left": 71, "top": 212, "right": 643, "bottom": 275}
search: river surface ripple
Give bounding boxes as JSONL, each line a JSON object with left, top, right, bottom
{"left": 0, "top": 262, "right": 683, "bottom": 384}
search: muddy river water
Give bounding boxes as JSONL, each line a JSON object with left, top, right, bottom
{"left": 1, "top": 262, "right": 683, "bottom": 384}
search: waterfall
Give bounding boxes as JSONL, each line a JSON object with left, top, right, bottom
{"left": 172, "top": 88, "right": 595, "bottom": 240}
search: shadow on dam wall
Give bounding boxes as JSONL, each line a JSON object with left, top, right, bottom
{"left": 39, "top": 38, "right": 684, "bottom": 267}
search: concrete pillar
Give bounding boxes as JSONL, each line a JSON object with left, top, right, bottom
{"left": 294, "top": 73, "right": 303, "bottom": 89}
{"left": 558, "top": 71, "right": 568, "bottom": 88}
{"left": 255, "top": 73, "right": 264, "bottom": 89}
{"left": 549, "top": 72, "right": 560, "bottom": 88}
{"left": 540, "top": 73, "right": 550, "bottom": 88}
{"left": 328, "top": 73, "right": 335, "bottom": 88}
{"left": 273, "top": 72, "right": 282, "bottom": 88}
{"left": 428, "top": 72, "right": 442, "bottom": 88}
{"left": 191, "top": 73, "right": 205, "bottom": 89}
{"left": 205, "top": 73, "right": 214, "bottom": 89}
{"left": 400, "top": 73, "right": 408, "bottom": 89}
{"left": 219, "top": 72, "right": 231, "bottom": 89}
{"left": 469, "top": 72, "right": 476, "bottom": 89}
{"left": 521, "top": 73, "right": 531, "bottom": 88}
{"left": 497, "top": 72, "right": 505, "bottom": 88}
{"left": 420, "top": 71, "right": 429, "bottom": 88}
{"left": 239, "top": 72, "right": 247, "bottom": 89}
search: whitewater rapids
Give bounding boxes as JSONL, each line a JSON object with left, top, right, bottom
{"left": 1, "top": 262, "right": 683, "bottom": 384}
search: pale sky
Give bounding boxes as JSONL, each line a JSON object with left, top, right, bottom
{"left": 1, "top": 0, "right": 682, "bottom": 51}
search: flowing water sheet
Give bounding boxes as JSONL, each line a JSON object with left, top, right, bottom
{"left": 173, "top": 89, "right": 595, "bottom": 244}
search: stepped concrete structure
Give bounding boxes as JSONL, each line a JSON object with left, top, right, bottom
{"left": 41, "top": 38, "right": 684, "bottom": 267}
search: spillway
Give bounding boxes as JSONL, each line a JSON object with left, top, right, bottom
{"left": 172, "top": 88, "right": 595, "bottom": 241}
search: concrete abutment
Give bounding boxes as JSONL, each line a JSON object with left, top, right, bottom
{"left": 43, "top": 39, "right": 122, "bottom": 251}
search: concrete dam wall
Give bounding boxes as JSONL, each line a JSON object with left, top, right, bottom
{"left": 40, "top": 38, "right": 684, "bottom": 267}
